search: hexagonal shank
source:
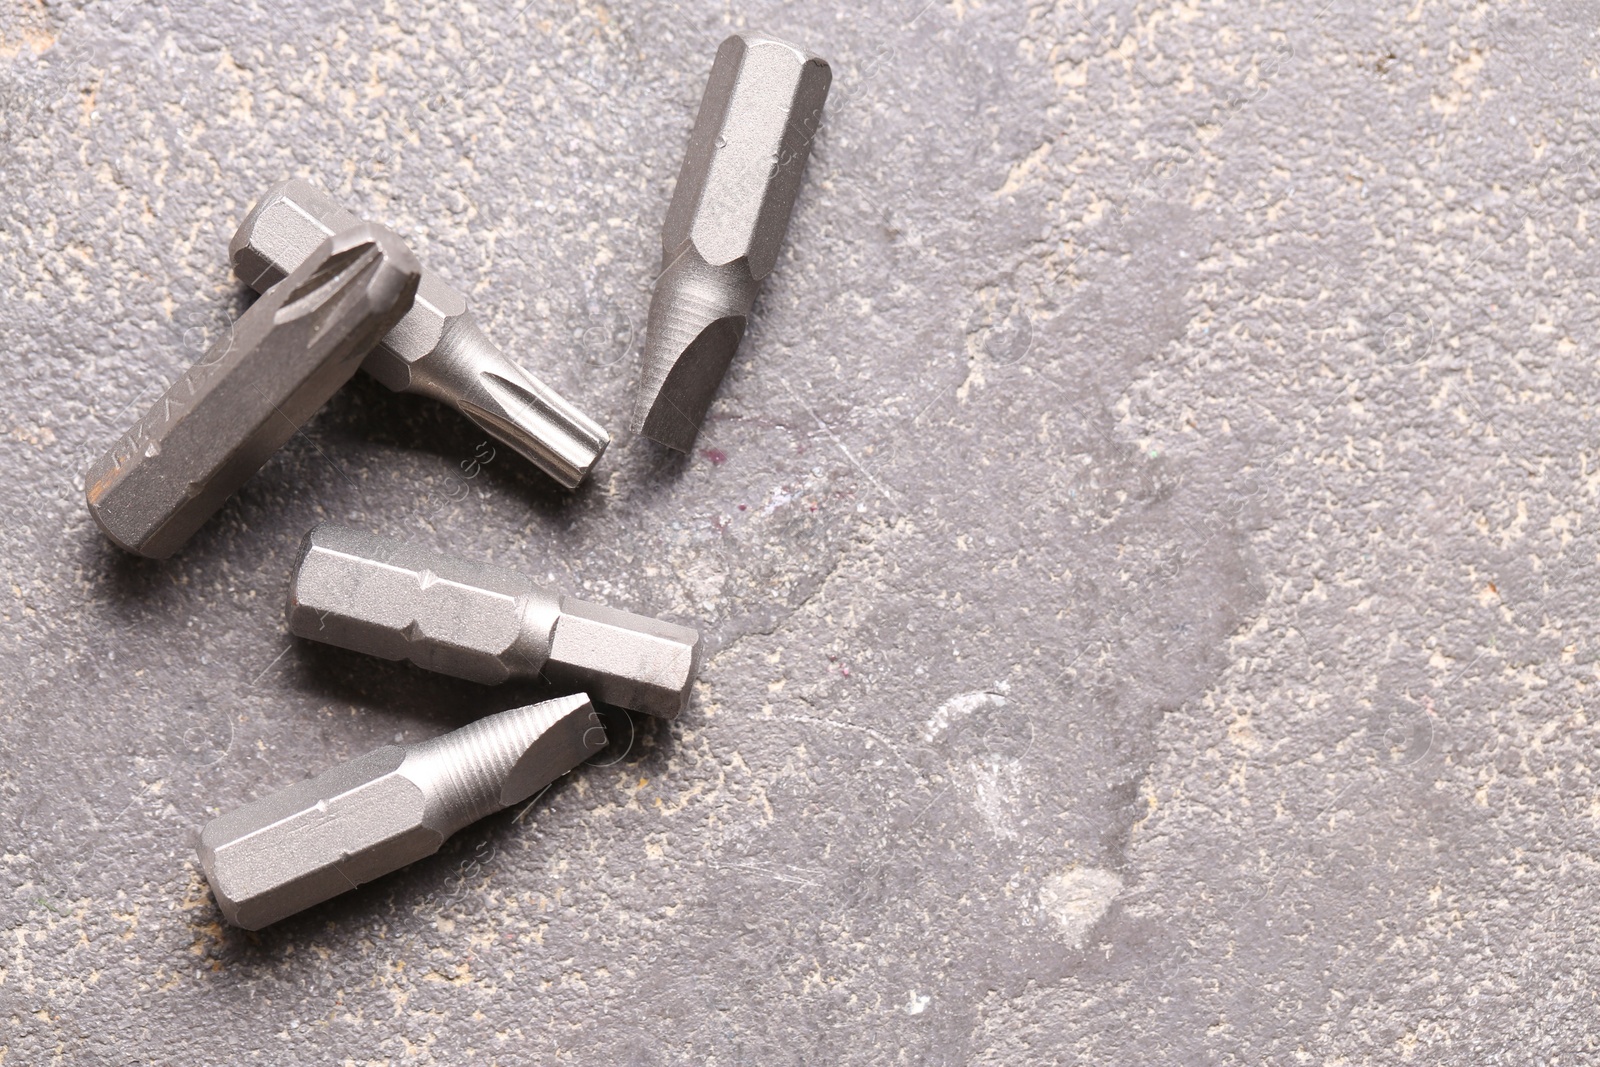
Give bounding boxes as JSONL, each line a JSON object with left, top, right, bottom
{"left": 632, "top": 33, "right": 831, "bottom": 451}
{"left": 662, "top": 33, "right": 832, "bottom": 281}
{"left": 232, "top": 179, "right": 610, "bottom": 488}
{"left": 84, "top": 224, "right": 420, "bottom": 558}
{"left": 198, "top": 694, "right": 605, "bottom": 929}
{"left": 287, "top": 522, "right": 702, "bottom": 718}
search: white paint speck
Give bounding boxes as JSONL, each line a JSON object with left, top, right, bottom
{"left": 969, "top": 758, "right": 1023, "bottom": 840}
{"left": 923, "top": 683, "right": 1010, "bottom": 742}
{"left": 762, "top": 485, "right": 794, "bottom": 515}
{"left": 1038, "top": 867, "right": 1122, "bottom": 949}
{"left": 905, "top": 991, "right": 931, "bottom": 1015}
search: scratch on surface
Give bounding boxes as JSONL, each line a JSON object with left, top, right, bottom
{"left": 706, "top": 862, "right": 823, "bottom": 888}
{"left": 779, "top": 712, "right": 902, "bottom": 751}
{"left": 248, "top": 643, "right": 293, "bottom": 687}
{"left": 781, "top": 377, "right": 899, "bottom": 505}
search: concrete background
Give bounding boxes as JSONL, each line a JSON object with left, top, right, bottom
{"left": 3, "top": 0, "right": 1598, "bottom": 1062}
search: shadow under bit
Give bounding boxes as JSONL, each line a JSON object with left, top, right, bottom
{"left": 324, "top": 372, "right": 599, "bottom": 518}
{"left": 284, "top": 637, "right": 554, "bottom": 730}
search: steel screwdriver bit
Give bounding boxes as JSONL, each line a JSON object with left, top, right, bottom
{"left": 85, "top": 225, "right": 421, "bottom": 558}
{"left": 632, "top": 33, "right": 831, "bottom": 452}
{"left": 232, "top": 179, "right": 610, "bottom": 488}
{"left": 198, "top": 693, "right": 605, "bottom": 929}
{"left": 288, "top": 522, "right": 702, "bottom": 719}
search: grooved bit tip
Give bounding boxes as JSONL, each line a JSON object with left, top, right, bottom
{"left": 632, "top": 32, "right": 831, "bottom": 452}
{"left": 198, "top": 693, "right": 605, "bottom": 930}
{"left": 286, "top": 521, "right": 703, "bottom": 719}
{"left": 232, "top": 179, "right": 610, "bottom": 488}
{"left": 85, "top": 224, "right": 420, "bottom": 558}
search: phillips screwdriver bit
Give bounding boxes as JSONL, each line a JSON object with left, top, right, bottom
{"left": 632, "top": 32, "right": 831, "bottom": 452}
{"left": 232, "top": 179, "right": 610, "bottom": 488}
{"left": 85, "top": 225, "right": 421, "bottom": 558}
{"left": 198, "top": 693, "right": 605, "bottom": 929}
{"left": 287, "top": 522, "right": 702, "bottom": 719}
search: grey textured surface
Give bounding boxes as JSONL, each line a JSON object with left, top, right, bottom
{"left": 2, "top": 0, "right": 1598, "bottom": 1063}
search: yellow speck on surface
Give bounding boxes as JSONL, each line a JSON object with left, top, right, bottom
{"left": 996, "top": 140, "right": 1052, "bottom": 197}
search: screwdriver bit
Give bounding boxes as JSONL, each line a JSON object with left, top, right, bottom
{"left": 198, "top": 693, "right": 605, "bottom": 929}
{"left": 632, "top": 32, "right": 831, "bottom": 452}
{"left": 232, "top": 179, "right": 610, "bottom": 488}
{"left": 287, "top": 522, "right": 702, "bottom": 719}
{"left": 85, "top": 225, "right": 420, "bottom": 558}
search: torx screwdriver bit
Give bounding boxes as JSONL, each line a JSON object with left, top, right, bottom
{"left": 85, "top": 225, "right": 421, "bottom": 558}
{"left": 287, "top": 522, "right": 702, "bottom": 719}
{"left": 198, "top": 693, "right": 605, "bottom": 929}
{"left": 632, "top": 32, "right": 831, "bottom": 452}
{"left": 232, "top": 179, "right": 610, "bottom": 489}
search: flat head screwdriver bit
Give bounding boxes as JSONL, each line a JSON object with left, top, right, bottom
{"left": 288, "top": 522, "right": 703, "bottom": 719}
{"left": 198, "top": 693, "right": 606, "bottom": 929}
{"left": 632, "top": 33, "right": 831, "bottom": 452}
{"left": 232, "top": 179, "right": 610, "bottom": 489}
{"left": 85, "top": 225, "right": 421, "bottom": 558}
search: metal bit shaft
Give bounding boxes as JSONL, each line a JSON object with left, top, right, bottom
{"left": 288, "top": 522, "right": 702, "bottom": 719}
{"left": 633, "top": 33, "right": 831, "bottom": 452}
{"left": 198, "top": 693, "right": 605, "bottom": 929}
{"left": 85, "top": 225, "right": 420, "bottom": 558}
{"left": 232, "top": 179, "right": 610, "bottom": 488}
